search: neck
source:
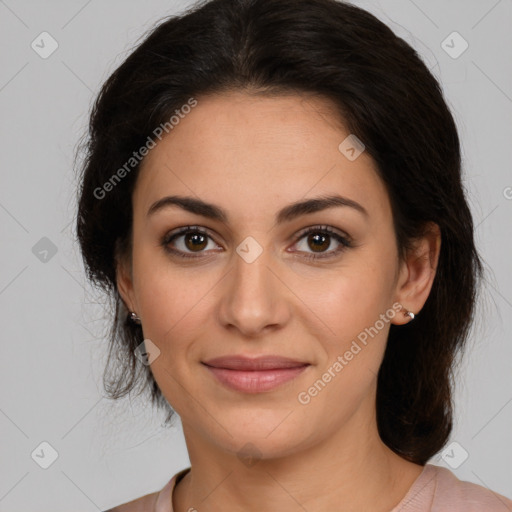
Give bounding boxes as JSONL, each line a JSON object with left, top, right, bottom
{"left": 172, "top": 400, "right": 424, "bottom": 512}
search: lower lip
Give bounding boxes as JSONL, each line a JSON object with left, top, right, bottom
{"left": 203, "top": 364, "right": 309, "bottom": 393}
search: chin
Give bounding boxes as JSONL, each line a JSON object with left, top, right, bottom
{"left": 201, "top": 416, "right": 313, "bottom": 460}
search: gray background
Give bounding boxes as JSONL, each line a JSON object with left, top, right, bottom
{"left": 0, "top": 0, "right": 511, "bottom": 510}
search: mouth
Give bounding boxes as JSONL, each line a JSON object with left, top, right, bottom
{"left": 202, "top": 355, "right": 309, "bottom": 371}
{"left": 201, "top": 355, "right": 310, "bottom": 393}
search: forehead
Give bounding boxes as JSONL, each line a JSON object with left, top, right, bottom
{"left": 134, "top": 92, "right": 391, "bottom": 225}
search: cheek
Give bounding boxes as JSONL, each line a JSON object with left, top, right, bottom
{"left": 133, "top": 267, "right": 209, "bottom": 413}
{"left": 296, "top": 254, "right": 396, "bottom": 385}
{"left": 301, "top": 263, "right": 394, "bottom": 340}
{"left": 136, "top": 272, "right": 207, "bottom": 344}
{"left": 131, "top": 261, "right": 223, "bottom": 404}
{"left": 297, "top": 276, "right": 392, "bottom": 422}
{"left": 131, "top": 241, "right": 212, "bottom": 334}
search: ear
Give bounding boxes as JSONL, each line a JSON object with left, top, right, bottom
{"left": 391, "top": 222, "right": 441, "bottom": 325}
{"left": 115, "top": 248, "right": 137, "bottom": 315}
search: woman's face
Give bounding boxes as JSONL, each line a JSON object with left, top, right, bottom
{"left": 117, "top": 91, "right": 431, "bottom": 460}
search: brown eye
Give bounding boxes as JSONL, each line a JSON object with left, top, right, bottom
{"left": 306, "top": 232, "right": 330, "bottom": 252}
{"left": 161, "top": 226, "right": 220, "bottom": 259}
{"left": 184, "top": 232, "right": 208, "bottom": 252}
{"left": 292, "top": 225, "right": 353, "bottom": 261}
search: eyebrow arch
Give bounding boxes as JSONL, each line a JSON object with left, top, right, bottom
{"left": 146, "top": 193, "right": 368, "bottom": 224}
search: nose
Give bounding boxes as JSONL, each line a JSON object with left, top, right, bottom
{"left": 217, "top": 245, "right": 291, "bottom": 338}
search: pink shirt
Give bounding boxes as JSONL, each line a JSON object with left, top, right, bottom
{"left": 114, "top": 463, "right": 512, "bottom": 511}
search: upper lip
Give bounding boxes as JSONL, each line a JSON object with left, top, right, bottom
{"left": 202, "top": 355, "right": 310, "bottom": 371}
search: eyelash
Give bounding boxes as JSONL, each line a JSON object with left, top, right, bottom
{"left": 160, "top": 224, "right": 353, "bottom": 261}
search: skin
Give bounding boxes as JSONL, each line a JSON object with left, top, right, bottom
{"left": 116, "top": 91, "right": 441, "bottom": 512}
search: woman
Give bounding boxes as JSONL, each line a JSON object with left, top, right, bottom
{"left": 75, "top": 0, "right": 512, "bottom": 510}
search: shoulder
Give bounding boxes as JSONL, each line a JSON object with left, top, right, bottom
{"left": 430, "top": 464, "right": 512, "bottom": 511}
{"left": 102, "top": 490, "right": 159, "bottom": 512}
{"left": 102, "top": 467, "right": 190, "bottom": 512}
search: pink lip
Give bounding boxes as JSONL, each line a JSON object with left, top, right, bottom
{"left": 202, "top": 355, "right": 308, "bottom": 370}
{"left": 203, "top": 365, "right": 309, "bottom": 393}
{"left": 202, "top": 355, "right": 310, "bottom": 393}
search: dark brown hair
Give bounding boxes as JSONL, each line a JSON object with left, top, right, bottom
{"left": 75, "top": 0, "right": 484, "bottom": 465}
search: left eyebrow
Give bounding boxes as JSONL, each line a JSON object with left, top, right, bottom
{"left": 146, "top": 193, "right": 369, "bottom": 224}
